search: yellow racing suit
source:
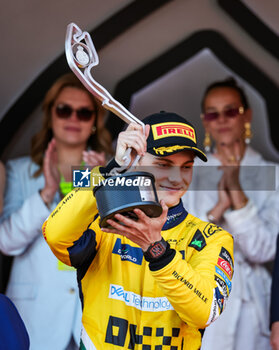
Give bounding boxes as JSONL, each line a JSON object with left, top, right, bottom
{"left": 43, "top": 167, "right": 234, "bottom": 350}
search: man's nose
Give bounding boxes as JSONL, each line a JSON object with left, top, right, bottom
{"left": 168, "top": 167, "right": 182, "bottom": 183}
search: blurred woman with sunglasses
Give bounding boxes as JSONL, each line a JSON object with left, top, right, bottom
{"left": 0, "top": 73, "right": 112, "bottom": 350}
{"left": 183, "top": 77, "right": 279, "bottom": 350}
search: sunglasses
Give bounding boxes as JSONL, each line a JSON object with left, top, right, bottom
{"left": 55, "top": 104, "right": 95, "bottom": 121}
{"left": 201, "top": 106, "right": 244, "bottom": 121}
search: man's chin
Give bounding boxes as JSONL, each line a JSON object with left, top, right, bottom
{"left": 158, "top": 194, "right": 180, "bottom": 208}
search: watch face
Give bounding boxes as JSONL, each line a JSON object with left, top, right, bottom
{"left": 149, "top": 242, "right": 166, "bottom": 258}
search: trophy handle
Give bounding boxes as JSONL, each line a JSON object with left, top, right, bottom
{"left": 65, "top": 23, "right": 144, "bottom": 171}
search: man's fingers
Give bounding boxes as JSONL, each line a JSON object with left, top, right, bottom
{"left": 124, "top": 132, "right": 146, "bottom": 148}
{"left": 160, "top": 199, "right": 168, "bottom": 214}
{"left": 134, "top": 200, "right": 168, "bottom": 224}
{"left": 160, "top": 200, "right": 169, "bottom": 221}
{"left": 124, "top": 124, "right": 147, "bottom": 153}
{"left": 126, "top": 123, "right": 143, "bottom": 132}
{"left": 116, "top": 128, "right": 147, "bottom": 164}
{"left": 106, "top": 217, "right": 137, "bottom": 235}
{"left": 114, "top": 213, "right": 138, "bottom": 227}
{"left": 145, "top": 124, "right": 150, "bottom": 140}
{"left": 133, "top": 208, "right": 148, "bottom": 221}
{"left": 128, "top": 138, "right": 146, "bottom": 156}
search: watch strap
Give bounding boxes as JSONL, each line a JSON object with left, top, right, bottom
{"left": 143, "top": 238, "right": 168, "bottom": 261}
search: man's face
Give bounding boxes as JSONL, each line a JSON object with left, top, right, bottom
{"left": 138, "top": 150, "right": 195, "bottom": 207}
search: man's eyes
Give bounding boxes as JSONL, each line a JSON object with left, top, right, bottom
{"left": 156, "top": 163, "right": 170, "bottom": 167}
{"left": 155, "top": 163, "right": 192, "bottom": 169}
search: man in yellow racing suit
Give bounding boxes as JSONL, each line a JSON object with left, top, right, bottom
{"left": 43, "top": 112, "right": 234, "bottom": 350}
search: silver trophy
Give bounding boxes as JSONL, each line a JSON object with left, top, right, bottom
{"left": 65, "top": 22, "right": 145, "bottom": 172}
{"left": 65, "top": 23, "right": 162, "bottom": 227}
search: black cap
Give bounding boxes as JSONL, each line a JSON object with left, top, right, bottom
{"left": 142, "top": 111, "right": 207, "bottom": 162}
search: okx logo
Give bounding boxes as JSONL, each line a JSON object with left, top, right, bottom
{"left": 188, "top": 229, "right": 206, "bottom": 251}
{"left": 73, "top": 168, "right": 91, "bottom": 188}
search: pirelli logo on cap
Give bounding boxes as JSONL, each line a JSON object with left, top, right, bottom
{"left": 152, "top": 122, "right": 196, "bottom": 142}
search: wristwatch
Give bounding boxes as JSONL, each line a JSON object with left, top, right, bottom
{"left": 143, "top": 238, "right": 168, "bottom": 260}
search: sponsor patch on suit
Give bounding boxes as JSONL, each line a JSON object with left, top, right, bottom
{"left": 112, "top": 238, "right": 143, "bottom": 265}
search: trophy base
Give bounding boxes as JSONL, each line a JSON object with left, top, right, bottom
{"left": 93, "top": 171, "right": 162, "bottom": 228}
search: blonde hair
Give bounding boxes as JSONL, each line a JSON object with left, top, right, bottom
{"left": 31, "top": 73, "right": 113, "bottom": 177}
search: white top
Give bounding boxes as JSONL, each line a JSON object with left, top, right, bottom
{"left": 0, "top": 156, "right": 82, "bottom": 350}
{"left": 183, "top": 146, "right": 279, "bottom": 350}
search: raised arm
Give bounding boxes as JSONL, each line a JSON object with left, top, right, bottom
{"left": 149, "top": 230, "right": 233, "bottom": 329}
{"left": 43, "top": 166, "right": 104, "bottom": 265}
{"left": 103, "top": 205, "right": 234, "bottom": 329}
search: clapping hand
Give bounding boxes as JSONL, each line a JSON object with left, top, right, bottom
{"left": 41, "top": 138, "right": 60, "bottom": 206}
{"left": 208, "top": 140, "right": 248, "bottom": 221}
